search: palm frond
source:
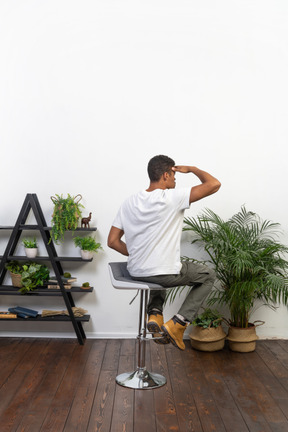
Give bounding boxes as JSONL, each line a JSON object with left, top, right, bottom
{"left": 164, "top": 285, "right": 193, "bottom": 305}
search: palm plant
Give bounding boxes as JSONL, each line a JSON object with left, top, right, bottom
{"left": 183, "top": 206, "right": 288, "bottom": 328}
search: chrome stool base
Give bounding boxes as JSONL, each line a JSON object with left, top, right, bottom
{"left": 116, "top": 367, "right": 166, "bottom": 389}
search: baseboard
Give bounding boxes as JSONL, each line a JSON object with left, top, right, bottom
{"left": 0, "top": 329, "right": 287, "bottom": 340}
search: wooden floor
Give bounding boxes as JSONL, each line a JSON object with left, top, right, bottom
{"left": 0, "top": 338, "right": 288, "bottom": 432}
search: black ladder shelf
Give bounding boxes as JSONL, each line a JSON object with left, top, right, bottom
{"left": 0, "top": 193, "right": 96, "bottom": 345}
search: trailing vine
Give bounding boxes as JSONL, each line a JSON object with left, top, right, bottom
{"left": 50, "top": 194, "right": 84, "bottom": 244}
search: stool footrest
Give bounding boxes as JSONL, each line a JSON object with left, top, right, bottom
{"left": 116, "top": 368, "right": 166, "bottom": 389}
{"left": 137, "top": 332, "right": 166, "bottom": 341}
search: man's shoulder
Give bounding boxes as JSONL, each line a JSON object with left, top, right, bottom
{"left": 165, "top": 187, "right": 191, "bottom": 197}
{"left": 120, "top": 190, "right": 146, "bottom": 207}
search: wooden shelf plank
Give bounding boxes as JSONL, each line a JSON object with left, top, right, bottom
{"left": 0, "top": 314, "right": 90, "bottom": 322}
{"left": 0, "top": 286, "right": 94, "bottom": 295}
{"left": 1, "top": 256, "right": 93, "bottom": 262}
{"left": 0, "top": 225, "right": 97, "bottom": 231}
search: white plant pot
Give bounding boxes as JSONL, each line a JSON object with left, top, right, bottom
{"left": 25, "top": 248, "right": 38, "bottom": 258}
{"left": 80, "top": 250, "right": 93, "bottom": 260}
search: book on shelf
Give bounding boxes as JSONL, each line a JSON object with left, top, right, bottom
{"left": 0, "top": 312, "right": 17, "bottom": 319}
{"left": 47, "top": 284, "right": 72, "bottom": 290}
{"left": 8, "top": 306, "right": 38, "bottom": 319}
{"left": 48, "top": 276, "right": 77, "bottom": 283}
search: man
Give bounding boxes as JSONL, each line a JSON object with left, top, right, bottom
{"left": 108, "top": 155, "right": 221, "bottom": 350}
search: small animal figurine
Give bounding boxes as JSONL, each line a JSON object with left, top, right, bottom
{"left": 81, "top": 212, "right": 92, "bottom": 228}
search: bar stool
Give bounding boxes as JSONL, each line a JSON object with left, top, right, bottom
{"left": 108, "top": 261, "right": 167, "bottom": 390}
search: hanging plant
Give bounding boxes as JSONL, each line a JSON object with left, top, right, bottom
{"left": 50, "top": 194, "right": 84, "bottom": 244}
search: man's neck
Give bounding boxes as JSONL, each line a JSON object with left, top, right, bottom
{"left": 146, "top": 181, "right": 166, "bottom": 192}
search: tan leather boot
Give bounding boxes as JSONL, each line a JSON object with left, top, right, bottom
{"left": 147, "top": 313, "right": 170, "bottom": 345}
{"left": 161, "top": 317, "right": 188, "bottom": 350}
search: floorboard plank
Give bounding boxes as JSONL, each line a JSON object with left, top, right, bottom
{"left": 101, "top": 339, "right": 122, "bottom": 371}
{"left": 255, "top": 342, "right": 288, "bottom": 420}
{"left": 39, "top": 340, "right": 93, "bottom": 432}
{"left": 150, "top": 342, "right": 180, "bottom": 432}
{"left": 166, "top": 344, "right": 203, "bottom": 432}
{"left": 199, "top": 349, "right": 249, "bottom": 432}
{"left": 133, "top": 338, "right": 158, "bottom": 432}
{"left": 0, "top": 338, "right": 49, "bottom": 428}
{"left": 217, "top": 348, "right": 273, "bottom": 432}
{"left": 0, "top": 339, "right": 64, "bottom": 431}
{"left": 110, "top": 343, "right": 135, "bottom": 432}
{"left": 0, "top": 338, "right": 34, "bottom": 389}
{"left": 15, "top": 339, "right": 77, "bottom": 432}
{"left": 277, "top": 340, "right": 288, "bottom": 354}
{"left": 63, "top": 340, "right": 107, "bottom": 432}
{"left": 86, "top": 369, "right": 117, "bottom": 432}
{"left": 182, "top": 342, "right": 227, "bottom": 432}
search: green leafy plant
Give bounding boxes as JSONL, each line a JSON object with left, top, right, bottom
{"left": 183, "top": 206, "right": 288, "bottom": 328}
{"left": 5, "top": 261, "right": 23, "bottom": 275}
{"left": 192, "top": 308, "right": 223, "bottom": 329}
{"left": 73, "top": 235, "right": 103, "bottom": 252}
{"left": 50, "top": 194, "right": 84, "bottom": 244}
{"left": 22, "top": 238, "right": 38, "bottom": 248}
{"left": 20, "top": 263, "right": 50, "bottom": 294}
{"left": 5, "top": 261, "right": 50, "bottom": 294}
{"left": 82, "top": 282, "right": 90, "bottom": 287}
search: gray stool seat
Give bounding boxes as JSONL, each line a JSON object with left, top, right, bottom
{"left": 108, "top": 262, "right": 167, "bottom": 389}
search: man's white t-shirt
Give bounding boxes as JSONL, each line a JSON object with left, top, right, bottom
{"left": 112, "top": 188, "right": 190, "bottom": 277}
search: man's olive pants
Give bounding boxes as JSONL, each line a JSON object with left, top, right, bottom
{"left": 132, "top": 261, "right": 216, "bottom": 323}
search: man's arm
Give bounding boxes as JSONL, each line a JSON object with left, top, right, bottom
{"left": 173, "top": 165, "right": 221, "bottom": 204}
{"left": 107, "top": 226, "right": 129, "bottom": 256}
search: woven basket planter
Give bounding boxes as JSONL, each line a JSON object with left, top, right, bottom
{"left": 189, "top": 325, "right": 226, "bottom": 352}
{"left": 10, "top": 272, "right": 23, "bottom": 288}
{"left": 226, "top": 324, "right": 259, "bottom": 353}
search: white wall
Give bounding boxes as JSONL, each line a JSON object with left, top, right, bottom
{"left": 0, "top": 0, "right": 287, "bottom": 339}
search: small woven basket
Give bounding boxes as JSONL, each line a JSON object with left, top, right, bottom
{"left": 10, "top": 272, "right": 23, "bottom": 288}
{"left": 189, "top": 325, "right": 226, "bottom": 352}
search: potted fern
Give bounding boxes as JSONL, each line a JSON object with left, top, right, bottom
{"left": 73, "top": 235, "right": 103, "bottom": 260}
{"left": 183, "top": 206, "right": 288, "bottom": 352}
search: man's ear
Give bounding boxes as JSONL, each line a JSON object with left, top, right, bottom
{"left": 162, "top": 172, "right": 169, "bottom": 181}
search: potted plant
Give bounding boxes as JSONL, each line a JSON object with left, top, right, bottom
{"left": 5, "top": 261, "right": 50, "bottom": 294}
{"left": 183, "top": 206, "right": 288, "bottom": 352}
{"left": 5, "top": 261, "right": 23, "bottom": 288}
{"left": 22, "top": 237, "right": 38, "bottom": 258}
{"left": 81, "top": 282, "right": 91, "bottom": 290}
{"left": 50, "top": 194, "right": 84, "bottom": 244}
{"left": 73, "top": 235, "right": 103, "bottom": 260}
{"left": 189, "top": 308, "right": 226, "bottom": 352}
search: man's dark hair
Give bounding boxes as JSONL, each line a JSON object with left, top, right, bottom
{"left": 147, "top": 155, "right": 175, "bottom": 182}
